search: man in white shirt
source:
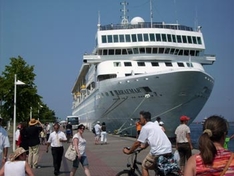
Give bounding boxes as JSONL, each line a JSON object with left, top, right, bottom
{"left": 123, "top": 111, "right": 172, "bottom": 176}
{"left": 94, "top": 121, "right": 101, "bottom": 145}
{"left": 46, "top": 123, "right": 67, "bottom": 176}
{"left": 0, "top": 117, "right": 10, "bottom": 168}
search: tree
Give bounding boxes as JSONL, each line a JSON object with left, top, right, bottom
{"left": 0, "top": 56, "right": 56, "bottom": 123}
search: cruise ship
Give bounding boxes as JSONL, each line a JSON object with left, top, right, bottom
{"left": 71, "top": 2, "right": 215, "bottom": 138}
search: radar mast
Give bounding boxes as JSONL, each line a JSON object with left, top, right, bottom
{"left": 120, "top": 1, "right": 129, "bottom": 25}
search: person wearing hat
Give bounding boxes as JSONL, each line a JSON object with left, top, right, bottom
{"left": 26, "top": 118, "right": 43, "bottom": 169}
{"left": 94, "top": 121, "right": 101, "bottom": 145}
{"left": 0, "top": 116, "right": 10, "bottom": 168}
{"left": 175, "top": 115, "right": 193, "bottom": 174}
{"left": 0, "top": 147, "right": 34, "bottom": 176}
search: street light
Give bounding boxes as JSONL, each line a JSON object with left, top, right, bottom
{"left": 13, "top": 74, "right": 25, "bottom": 151}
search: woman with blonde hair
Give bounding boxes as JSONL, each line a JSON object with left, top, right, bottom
{"left": 184, "top": 115, "right": 234, "bottom": 175}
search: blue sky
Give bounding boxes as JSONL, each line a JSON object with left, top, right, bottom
{"left": 0, "top": 0, "right": 233, "bottom": 122}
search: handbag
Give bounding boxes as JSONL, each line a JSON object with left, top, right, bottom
{"left": 65, "top": 144, "right": 77, "bottom": 161}
{"left": 220, "top": 153, "right": 234, "bottom": 176}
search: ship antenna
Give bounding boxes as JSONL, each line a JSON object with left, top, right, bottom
{"left": 150, "top": 0, "right": 153, "bottom": 28}
{"left": 120, "top": 1, "right": 129, "bottom": 25}
{"left": 173, "top": 0, "right": 179, "bottom": 26}
{"left": 97, "top": 11, "right": 101, "bottom": 31}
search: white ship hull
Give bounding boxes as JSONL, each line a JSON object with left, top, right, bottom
{"left": 72, "top": 69, "right": 214, "bottom": 138}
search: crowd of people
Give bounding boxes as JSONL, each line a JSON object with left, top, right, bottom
{"left": 0, "top": 112, "right": 234, "bottom": 176}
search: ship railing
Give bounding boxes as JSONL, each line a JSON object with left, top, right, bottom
{"left": 100, "top": 22, "right": 193, "bottom": 32}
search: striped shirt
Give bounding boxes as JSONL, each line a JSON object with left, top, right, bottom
{"left": 195, "top": 149, "right": 234, "bottom": 176}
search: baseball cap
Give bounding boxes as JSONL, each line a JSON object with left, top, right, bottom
{"left": 180, "top": 115, "right": 190, "bottom": 121}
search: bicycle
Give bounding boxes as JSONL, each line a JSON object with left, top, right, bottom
{"left": 116, "top": 148, "right": 181, "bottom": 176}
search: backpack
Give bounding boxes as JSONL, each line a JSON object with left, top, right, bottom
{"left": 92, "top": 127, "right": 96, "bottom": 134}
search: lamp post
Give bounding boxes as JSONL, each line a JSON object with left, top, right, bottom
{"left": 13, "top": 74, "right": 25, "bottom": 151}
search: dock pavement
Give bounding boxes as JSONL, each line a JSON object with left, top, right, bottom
{"left": 8, "top": 129, "right": 199, "bottom": 176}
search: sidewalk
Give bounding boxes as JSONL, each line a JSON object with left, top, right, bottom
{"left": 8, "top": 129, "right": 199, "bottom": 176}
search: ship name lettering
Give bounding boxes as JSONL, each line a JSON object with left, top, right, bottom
{"left": 114, "top": 88, "right": 141, "bottom": 95}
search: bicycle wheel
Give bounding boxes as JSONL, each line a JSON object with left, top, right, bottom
{"left": 116, "top": 170, "right": 138, "bottom": 176}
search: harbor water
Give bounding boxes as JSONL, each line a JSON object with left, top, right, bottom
{"left": 190, "top": 122, "right": 234, "bottom": 152}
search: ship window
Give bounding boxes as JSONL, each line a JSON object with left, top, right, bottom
{"left": 165, "top": 62, "right": 172, "bottom": 67}
{"left": 197, "top": 37, "right": 202, "bottom": 44}
{"left": 122, "top": 49, "right": 127, "bottom": 55}
{"left": 195, "top": 51, "right": 199, "bottom": 56}
{"left": 184, "top": 50, "right": 189, "bottom": 56}
{"left": 98, "top": 50, "right": 102, "bottom": 55}
{"left": 156, "top": 34, "right": 161, "bottom": 41}
{"left": 162, "top": 34, "right": 167, "bottom": 42}
{"left": 170, "top": 48, "right": 175, "bottom": 54}
{"left": 97, "top": 74, "right": 117, "bottom": 81}
{"left": 149, "top": 33, "right": 155, "bottom": 41}
{"left": 159, "top": 48, "right": 164, "bottom": 54}
{"left": 124, "top": 62, "right": 132, "bottom": 66}
{"left": 167, "top": 34, "right": 172, "bottom": 42}
{"left": 132, "top": 34, "right": 137, "bottom": 42}
{"left": 102, "top": 35, "right": 107, "bottom": 43}
{"left": 177, "top": 62, "right": 184, "bottom": 67}
{"left": 142, "top": 87, "right": 152, "bottom": 92}
{"left": 187, "top": 36, "right": 192, "bottom": 44}
{"left": 114, "top": 35, "right": 118, "bottom": 43}
{"left": 178, "top": 50, "right": 183, "bottom": 55}
{"left": 127, "top": 48, "right": 133, "bottom": 54}
{"left": 125, "top": 73, "right": 131, "bottom": 76}
{"left": 165, "top": 48, "right": 170, "bottom": 54}
{"left": 192, "top": 36, "right": 197, "bottom": 44}
{"left": 120, "top": 35, "right": 125, "bottom": 42}
{"left": 115, "top": 49, "right": 121, "bottom": 55}
{"left": 103, "top": 49, "right": 108, "bottom": 55}
{"left": 174, "top": 49, "right": 179, "bottom": 55}
{"left": 146, "top": 48, "right": 152, "bottom": 53}
{"left": 177, "top": 35, "right": 182, "bottom": 43}
{"left": 190, "top": 50, "right": 195, "bottom": 56}
{"left": 152, "top": 48, "right": 158, "bottom": 53}
{"left": 133, "top": 48, "right": 139, "bottom": 54}
{"left": 105, "top": 92, "right": 109, "bottom": 96}
{"left": 182, "top": 36, "right": 187, "bottom": 43}
{"left": 143, "top": 33, "right": 149, "bottom": 41}
{"left": 139, "top": 48, "right": 145, "bottom": 54}
{"left": 151, "top": 62, "right": 159, "bottom": 66}
{"left": 108, "top": 35, "right": 113, "bottom": 43}
{"left": 186, "top": 62, "right": 193, "bottom": 67}
{"left": 126, "top": 34, "right": 131, "bottom": 42}
{"left": 137, "top": 34, "right": 143, "bottom": 41}
{"left": 137, "top": 62, "right": 145, "bottom": 66}
{"left": 114, "top": 62, "right": 121, "bottom": 67}
{"left": 172, "top": 35, "right": 176, "bottom": 42}
{"left": 109, "top": 49, "right": 114, "bottom": 55}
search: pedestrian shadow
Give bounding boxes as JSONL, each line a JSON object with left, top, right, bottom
{"left": 60, "top": 171, "right": 70, "bottom": 174}
{"left": 39, "top": 165, "right": 53, "bottom": 168}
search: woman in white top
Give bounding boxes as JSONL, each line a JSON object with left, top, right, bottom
{"left": 70, "top": 124, "right": 90, "bottom": 176}
{"left": 0, "top": 147, "right": 34, "bottom": 176}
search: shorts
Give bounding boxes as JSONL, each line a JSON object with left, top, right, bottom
{"left": 73, "top": 154, "right": 89, "bottom": 168}
{"left": 177, "top": 142, "right": 192, "bottom": 166}
{"left": 142, "top": 153, "right": 158, "bottom": 170}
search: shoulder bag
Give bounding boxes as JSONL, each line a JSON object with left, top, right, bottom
{"left": 65, "top": 139, "right": 77, "bottom": 161}
{"left": 220, "top": 153, "right": 234, "bottom": 176}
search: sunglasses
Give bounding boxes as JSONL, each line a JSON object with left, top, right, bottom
{"left": 79, "top": 127, "right": 85, "bottom": 130}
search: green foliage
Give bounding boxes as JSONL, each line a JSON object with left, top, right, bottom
{"left": 0, "top": 56, "right": 57, "bottom": 123}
